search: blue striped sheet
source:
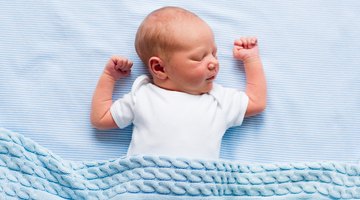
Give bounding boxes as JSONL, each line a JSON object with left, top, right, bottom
{"left": 0, "top": 1, "right": 359, "bottom": 162}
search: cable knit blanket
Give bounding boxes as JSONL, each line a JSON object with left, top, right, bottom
{"left": 1, "top": 128, "right": 359, "bottom": 199}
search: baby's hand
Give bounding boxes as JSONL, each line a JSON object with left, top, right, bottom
{"left": 104, "top": 56, "right": 133, "bottom": 80}
{"left": 233, "top": 37, "right": 260, "bottom": 63}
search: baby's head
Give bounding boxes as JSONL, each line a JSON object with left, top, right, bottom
{"left": 135, "top": 6, "right": 219, "bottom": 94}
{"left": 135, "top": 7, "right": 198, "bottom": 65}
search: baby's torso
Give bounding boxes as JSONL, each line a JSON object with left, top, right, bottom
{"left": 129, "top": 83, "right": 227, "bottom": 159}
{"left": 111, "top": 75, "right": 248, "bottom": 160}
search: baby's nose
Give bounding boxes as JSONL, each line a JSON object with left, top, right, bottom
{"left": 208, "top": 58, "right": 218, "bottom": 70}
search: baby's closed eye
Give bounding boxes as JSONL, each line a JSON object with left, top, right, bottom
{"left": 189, "top": 53, "right": 206, "bottom": 61}
{"left": 191, "top": 52, "right": 217, "bottom": 62}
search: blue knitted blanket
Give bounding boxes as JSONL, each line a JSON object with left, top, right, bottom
{"left": 1, "top": 128, "right": 359, "bottom": 200}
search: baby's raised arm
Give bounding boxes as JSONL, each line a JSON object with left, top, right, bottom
{"left": 233, "top": 37, "right": 267, "bottom": 117}
{"left": 90, "top": 56, "right": 133, "bottom": 130}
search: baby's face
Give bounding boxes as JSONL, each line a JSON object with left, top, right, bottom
{"left": 163, "top": 19, "right": 219, "bottom": 95}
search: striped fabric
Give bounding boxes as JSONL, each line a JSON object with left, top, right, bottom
{"left": 0, "top": 1, "right": 360, "bottom": 163}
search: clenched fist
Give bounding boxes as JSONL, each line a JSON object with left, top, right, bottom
{"left": 233, "top": 37, "right": 260, "bottom": 63}
{"left": 104, "top": 56, "right": 133, "bottom": 81}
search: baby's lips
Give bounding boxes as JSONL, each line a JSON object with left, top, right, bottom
{"left": 207, "top": 73, "right": 217, "bottom": 80}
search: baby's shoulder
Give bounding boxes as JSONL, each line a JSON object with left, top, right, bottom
{"left": 209, "top": 83, "right": 235, "bottom": 98}
{"left": 209, "top": 83, "right": 247, "bottom": 106}
{"left": 131, "top": 75, "right": 151, "bottom": 94}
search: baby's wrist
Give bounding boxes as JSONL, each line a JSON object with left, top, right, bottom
{"left": 242, "top": 56, "right": 261, "bottom": 64}
{"left": 103, "top": 70, "right": 118, "bottom": 82}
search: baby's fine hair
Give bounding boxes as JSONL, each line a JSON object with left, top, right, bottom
{"left": 134, "top": 6, "right": 201, "bottom": 66}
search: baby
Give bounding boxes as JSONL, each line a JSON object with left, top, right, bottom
{"left": 91, "top": 6, "right": 266, "bottom": 160}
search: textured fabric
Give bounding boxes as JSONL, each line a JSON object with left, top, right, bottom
{"left": 0, "top": 1, "right": 360, "bottom": 163}
{"left": 1, "top": 128, "right": 360, "bottom": 199}
{"left": 111, "top": 75, "right": 248, "bottom": 159}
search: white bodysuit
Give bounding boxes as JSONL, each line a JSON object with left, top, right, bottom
{"left": 110, "top": 75, "right": 248, "bottom": 160}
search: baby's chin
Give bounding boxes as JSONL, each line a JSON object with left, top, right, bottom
{"left": 197, "top": 83, "right": 214, "bottom": 95}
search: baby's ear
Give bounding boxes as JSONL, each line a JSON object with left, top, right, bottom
{"left": 149, "top": 56, "right": 167, "bottom": 80}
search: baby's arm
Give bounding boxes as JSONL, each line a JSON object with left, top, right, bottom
{"left": 233, "top": 37, "right": 267, "bottom": 117}
{"left": 91, "top": 56, "right": 133, "bottom": 130}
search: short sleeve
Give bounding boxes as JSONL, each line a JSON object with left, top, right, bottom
{"left": 110, "top": 75, "right": 151, "bottom": 129}
{"left": 210, "top": 84, "right": 249, "bottom": 128}
{"left": 110, "top": 93, "right": 134, "bottom": 129}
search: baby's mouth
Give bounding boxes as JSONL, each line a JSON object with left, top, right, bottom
{"left": 207, "top": 75, "right": 216, "bottom": 81}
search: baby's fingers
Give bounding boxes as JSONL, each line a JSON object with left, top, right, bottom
{"left": 114, "top": 58, "right": 133, "bottom": 72}
{"left": 234, "top": 39, "right": 243, "bottom": 48}
{"left": 241, "top": 37, "right": 256, "bottom": 48}
{"left": 234, "top": 37, "right": 257, "bottom": 49}
{"left": 233, "top": 46, "right": 242, "bottom": 58}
